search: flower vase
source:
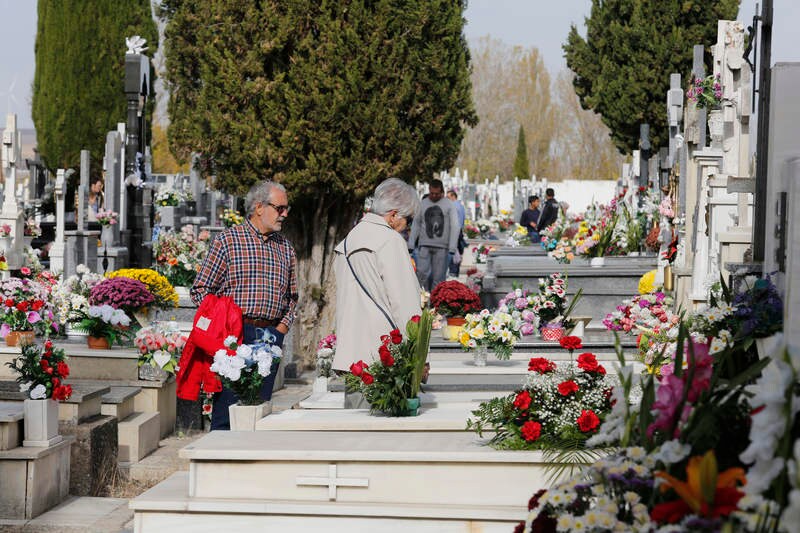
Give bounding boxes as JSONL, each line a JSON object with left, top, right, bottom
{"left": 87, "top": 336, "right": 110, "bottom": 349}
{"left": 6, "top": 330, "right": 35, "bottom": 347}
{"left": 23, "top": 398, "right": 63, "bottom": 447}
{"left": 138, "top": 363, "right": 169, "bottom": 382}
{"left": 755, "top": 333, "right": 784, "bottom": 360}
{"left": 590, "top": 257, "right": 605, "bottom": 268}
{"left": 404, "top": 397, "right": 421, "bottom": 417}
{"left": 23, "top": 236, "right": 33, "bottom": 248}
{"left": 0, "top": 236, "right": 12, "bottom": 253}
{"left": 473, "top": 345, "right": 488, "bottom": 367}
{"left": 663, "top": 264, "right": 674, "bottom": 291}
{"left": 708, "top": 108, "right": 724, "bottom": 147}
{"left": 100, "top": 226, "right": 114, "bottom": 248}
{"left": 312, "top": 376, "right": 329, "bottom": 395}
{"left": 229, "top": 401, "right": 272, "bottom": 431}
{"left": 540, "top": 324, "right": 565, "bottom": 342}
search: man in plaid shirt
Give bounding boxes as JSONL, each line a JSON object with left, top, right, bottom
{"left": 191, "top": 181, "right": 298, "bottom": 430}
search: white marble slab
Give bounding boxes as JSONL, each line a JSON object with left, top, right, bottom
{"left": 299, "top": 391, "right": 503, "bottom": 410}
{"left": 256, "top": 405, "right": 476, "bottom": 431}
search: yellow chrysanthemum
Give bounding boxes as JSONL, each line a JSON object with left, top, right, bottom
{"left": 107, "top": 268, "right": 178, "bottom": 309}
{"left": 638, "top": 269, "right": 659, "bottom": 295}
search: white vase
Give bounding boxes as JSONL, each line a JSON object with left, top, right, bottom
{"left": 590, "top": 257, "right": 605, "bottom": 267}
{"left": 229, "top": 401, "right": 272, "bottom": 431}
{"left": 473, "top": 345, "right": 488, "bottom": 367}
{"left": 312, "top": 376, "right": 329, "bottom": 395}
{"left": 23, "top": 398, "right": 63, "bottom": 447}
{"left": 755, "top": 333, "right": 784, "bottom": 359}
{"left": 708, "top": 108, "right": 724, "bottom": 147}
{"left": 100, "top": 226, "right": 114, "bottom": 248}
{"left": 0, "top": 236, "right": 12, "bottom": 252}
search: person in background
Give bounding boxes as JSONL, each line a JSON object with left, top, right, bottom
{"left": 537, "top": 188, "right": 559, "bottom": 233}
{"left": 519, "top": 195, "right": 541, "bottom": 243}
{"left": 191, "top": 180, "right": 298, "bottom": 430}
{"left": 408, "top": 179, "right": 460, "bottom": 291}
{"left": 447, "top": 189, "right": 466, "bottom": 276}
{"left": 87, "top": 176, "right": 104, "bottom": 221}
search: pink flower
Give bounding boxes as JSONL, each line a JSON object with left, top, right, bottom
{"left": 26, "top": 311, "right": 41, "bottom": 324}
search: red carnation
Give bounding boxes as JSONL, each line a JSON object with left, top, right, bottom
{"left": 577, "top": 409, "right": 600, "bottom": 433}
{"left": 39, "top": 359, "right": 50, "bottom": 371}
{"left": 520, "top": 420, "right": 542, "bottom": 442}
{"left": 44, "top": 339, "right": 53, "bottom": 350}
{"left": 513, "top": 390, "right": 532, "bottom": 410}
{"left": 361, "top": 372, "right": 375, "bottom": 385}
{"left": 528, "top": 357, "right": 556, "bottom": 374}
{"left": 4, "top": 298, "right": 13, "bottom": 307}
{"left": 51, "top": 377, "right": 60, "bottom": 387}
{"left": 16, "top": 301, "right": 29, "bottom": 312}
{"left": 57, "top": 361, "right": 70, "bottom": 378}
{"left": 558, "top": 380, "right": 579, "bottom": 396}
{"left": 389, "top": 329, "right": 403, "bottom": 344}
{"left": 32, "top": 300, "right": 44, "bottom": 311}
{"left": 410, "top": 315, "right": 420, "bottom": 323}
{"left": 577, "top": 352, "right": 606, "bottom": 374}
{"left": 350, "top": 360, "right": 367, "bottom": 377}
{"left": 559, "top": 336, "right": 583, "bottom": 351}
{"left": 52, "top": 384, "right": 73, "bottom": 401}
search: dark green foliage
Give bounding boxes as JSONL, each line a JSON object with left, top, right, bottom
{"left": 512, "top": 125, "right": 529, "bottom": 179}
{"left": 32, "top": 1, "right": 158, "bottom": 170}
{"left": 563, "top": 0, "right": 739, "bottom": 154}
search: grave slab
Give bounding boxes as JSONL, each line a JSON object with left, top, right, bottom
{"left": 0, "top": 401, "right": 23, "bottom": 450}
{"left": 256, "top": 405, "right": 475, "bottom": 431}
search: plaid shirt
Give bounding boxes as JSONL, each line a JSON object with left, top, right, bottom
{"left": 191, "top": 219, "right": 298, "bottom": 329}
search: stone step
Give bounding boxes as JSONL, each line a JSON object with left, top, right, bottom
{"left": 299, "top": 390, "right": 503, "bottom": 410}
{"left": 100, "top": 386, "right": 142, "bottom": 421}
{"left": 118, "top": 411, "right": 161, "bottom": 463}
{"left": 0, "top": 401, "right": 23, "bottom": 451}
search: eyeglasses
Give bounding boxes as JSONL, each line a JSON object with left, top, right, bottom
{"left": 266, "top": 202, "right": 291, "bottom": 215}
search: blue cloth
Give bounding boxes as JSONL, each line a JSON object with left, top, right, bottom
{"left": 210, "top": 324, "right": 284, "bottom": 431}
{"left": 453, "top": 200, "right": 466, "bottom": 229}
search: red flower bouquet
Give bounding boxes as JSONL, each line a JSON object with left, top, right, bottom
{"left": 429, "top": 280, "right": 481, "bottom": 318}
{"left": 5, "top": 339, "right": 73, "bottom": 401}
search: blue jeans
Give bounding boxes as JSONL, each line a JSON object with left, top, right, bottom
{"left": 210, "top": 324, "right": 284, "bottom": 430}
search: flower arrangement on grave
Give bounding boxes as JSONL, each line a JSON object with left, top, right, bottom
{"left": 0, "top": 224, "right": 11, "bottom": 238}
{"left": 503, "top": 224, "right": 529, "bottom": 247}
{"left": 315, "top": 333, "right": 336, "bottom": 378}
{"left": 464, "top": 267, "right": 484, "bottom": 293}
{"left": 106, "top": 268, "right": 178, "bottom": 309}
{"left": 730, "top": 275, "right": 784, "bottom": 341}
{"left": 463, "top": 220, "right": 480, "bottom": 239}
{"left": 89, "top": 276, "right": 154, "bottom": 317}
{"left": 0, "top": 270, "right": 57, "bottom": 338}
{"left": 209, "top": 331, "right": 283, "bottom": 405}
{"left": 474, "top": 218, "right": 494, "bottom": 236}
{"left": 68, "top": 304, "right": 132, "bottom": 346}
{"left": 23, "top": 218, "right": 41, "bottom": 238}
{"left": 530, "top": 272, "right": 581, "bottom": 332}
{"left": 154, "top": 187, "right": 183, "bottom": 207}
{"left": 687, "top": 73, "right": 723, "bottom": 110}
{"left": 134, "top": 323, "right": 187, "bottom": 375}
{"left": 95, "top": 208, "right": 119, "bottom": 226}
{"left": 429, "top": 280, "right": 481, "bottom": 318}
{"left": 221, "top": 208, "right": 244, "bottom": 228}
{"left": 497, "top": 287, "right": 538, "bottom": 336}
{"left": 152, "top": 224, "right": 210, "bottom": 287}
{"left": 5, "top": 340, "right": 73, "bottom": 401}
{"left": 550, "top": 238, "right": 575, "bottom": 263}
{"left": 491, "top": 210, "right": 515, "bottom": 232}
{"left": 458, "top": 308, "right": 522, "bottom": 360}
{"left": 51, "top": 264, "right": 103, "bottom": 326}
{"left": 345, "top": 312, "right": 433, "bottom": 417}
{"left": 466, "top": 349, "right": 614, "bottom": 451}
{"left": 471, "top": 243, "right": 494, "bottom": 264}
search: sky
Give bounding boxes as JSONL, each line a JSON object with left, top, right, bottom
{"left": 0, "top": 0, "right": 798, "bottom": 130}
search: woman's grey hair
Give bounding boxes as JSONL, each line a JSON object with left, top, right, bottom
{"left": 245, "top": 181, "right": 287, "bottom": 217}
{"left": 371, "top": 178, "right": 420, "bottom": 218}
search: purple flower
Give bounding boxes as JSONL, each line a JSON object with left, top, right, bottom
{"left": 0, "top": 323, "right": 9, "bottom": 338}
{"left": 638, "top": 300, "right": 650, "bottom": 309}
{"left": 515, "top": 297, "right": 528, "bottom": 310}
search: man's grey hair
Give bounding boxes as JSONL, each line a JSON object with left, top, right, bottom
{"left": 371, "top": 178, "right": 420, "bottom": 218}
{"left": 245, "top": 181, "right": 287, "bottom": 217}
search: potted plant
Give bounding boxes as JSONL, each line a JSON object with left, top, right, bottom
{"left": 0, "top": 269, "right": 56, "bottom": 347}
{"left": 345, "top": 311, "right": 433, "bottom": 417}
{"left": 530, "top": 272, "right": 582, "bottom": 342}
{"left": 429, "top": 280, "right": 481, "bottom": 341}
{"left": 51, "top": 264, "right": 104, "bottom": 337}
{"left": 106, "top": 268, "right": 179, "bottom": 325}
{"left": 314, "top": 333, "right": 336, "bottom": 394}
{"left": 458, "top": 309, "right": 522, "bottom": 366}
{"left": 5, "top": 340, "right": 73, "bottom": 446}
{"left": 68, "top": 304, "right": 132, "bottom": 349}
{"left": 210, "top": 331, "right": 283, "bottom": 430}
{"left": 134, "top": 323, "right": 188, "bottom": 381}
{"left": 95, "top": 208, "right": 119, "bottom": 247}
{"left": 90, "top": 275, "right": 155, "bottom": 317}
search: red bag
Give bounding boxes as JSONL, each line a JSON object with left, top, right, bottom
{"left": 175, "top": 294, "right": 243, "bottom": 401}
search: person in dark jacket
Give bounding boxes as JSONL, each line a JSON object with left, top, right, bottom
{"left": 519, "top": 195, "right": 541, "bottom": 243}
{"left": 537, "top": 188, "right": 559, "bottom": 232}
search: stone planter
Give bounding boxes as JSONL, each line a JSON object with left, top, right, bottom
{"left": 156, "top": 206, "right": 185, "bottom": 228}
{"left": 708, "top": 108, "right": 724, "bottom": 145}
{"left": 23, "top": 236, "right": 33, "bottom": 248}
{"left": 6, "top": 330, "right": 35, "bottom": 347}
{"left": 100, "top": 226, "right": 114, "bottom": 248}
{"left": 590, "top": 257, "right": 605, "bottom": 268}
{"left": 229, "top": 401, "right": 272, "bottom": 431}
{"left": 23, "top": 398, "right": 63, "bottom": 447}
{"left": 139, "top": 363, "right": 169, "bottom": 382}
{"left": 312, "top": 376, "right": 329, "bottom": 395}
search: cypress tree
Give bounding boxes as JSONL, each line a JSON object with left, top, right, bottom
{"left": 32, "top": 0, "right": 158, "bottom": 170}
{"left": 160, "top": 0, "right": 477, "bottom": 361}
{"left": 563, "top": 0, "right": 739, "bottom": 153}
{"left": 513, "top": 125, "right": 530, "bottom": 179}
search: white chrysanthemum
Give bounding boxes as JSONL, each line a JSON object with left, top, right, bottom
{"left": 223, "top": 336, "right": 239, "bottom": 349}
{"left": 19, "top": 381, "right": 32, "bottom": 392}
{"left": 76, "top": 264, "right": 89, "bottom": 274}
{"left": 555, "top": 514, "right": 573, "bottom": 531}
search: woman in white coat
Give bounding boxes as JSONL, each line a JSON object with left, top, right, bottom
{"left": 332, "top": 178, "right": 422, "bottom": 373}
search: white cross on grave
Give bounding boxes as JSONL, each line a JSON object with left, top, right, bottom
{"left": 296, "top": 464, "right": 369, "bottom": 501}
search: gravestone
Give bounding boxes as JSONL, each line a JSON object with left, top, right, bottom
{"left": 64, "top": 151, "right": 99, "bottom": 279}
{"left": 97, "top": 130, "right": 129, "bottom": 272}
{"left": 49, "top": 169, "right": 67, "bottom": 272}
{"left": 0, "top": 114, "right": 26, "bottom": 270}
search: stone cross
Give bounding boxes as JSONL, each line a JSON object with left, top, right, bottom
{"left": 76, "top": 150, "right": 91, "bottom": 232}
{"left": 49, "top": 169, "right": 67, "bottom": 272}
{"left": 667, "top": 73, "right": 684, "bottom": 169}
{"left": 104, "top": 131, "right": 123, "bottom": 247}
{"left": 0, "top": 114, "right": 25, "bottom": 269}
{"left": 296, "top": 464, "right": 369, "bottom": 501}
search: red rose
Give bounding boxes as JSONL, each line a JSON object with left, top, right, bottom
{"left": 350, "top": 360, "right": 366, "bottom": 376}
{"left": 389, "top": 329, "right": 403, "bottom": 344}
{"left": 52, "top": 384, "right": 72, "bottom": 401}
{"left": 410, "top": 315, "right": 420, "bottom": 323}
{"left": 40, "top": 359, "right": 49, "bottom": 371}
{"left": 379, "top": 347, "right": 394, "bottom": 367}
{"left": 361, "top": 372, "right": 374, "bottom": 385}
{"left": 513, "top": 390, "right": 532, "bottom": 410}
{"left": 577, "top": 409, "right": 600, "bottom": 433}
{"left": 520, "top": 420, "right": 542, "bottom": 442}
{"left": 44, "top": 339, "right": 53, "bottom": 350}
{"left": 577, "top": 352, "right": 606, "bottom": 374}
{"left": 16, "top": 301, "right": 29, "bottom": 312}
{"left": 4, "top": 298, "right": 13, "bottom": 307}
{"left": 52, "top": 377, "right": 60, "bottom": 387}
{"left": 32, "top": 300, "right": 44, "bottom": 311}
{"left": 528, "top": 357, "right": 556, "bottom": 374}
{"left": 57, "top": 361, "right": 70, "bottom": 378}
{"left": 20, "top": 267, "right": 31, "bottom": 276}
{"left": 558, "top": 380, "right": 579, "bottom": 396}
{"left": 380, "top": 335, "right": 391, "bottom": 346}
{"left": 559, "top": 336, "right": 583, "bottom": 351}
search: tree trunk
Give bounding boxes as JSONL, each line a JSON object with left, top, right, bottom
{"left": 285, "top": 197, "right": 360, "bottom": 369}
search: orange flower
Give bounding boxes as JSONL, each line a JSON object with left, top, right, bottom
{"left": 168, "top": 257, "right": 178, "bottom": 266}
